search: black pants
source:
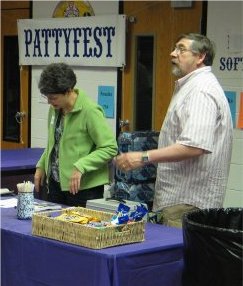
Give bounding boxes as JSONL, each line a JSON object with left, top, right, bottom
{"left": 47, "top": 177, "right": 104, "bottom": 207}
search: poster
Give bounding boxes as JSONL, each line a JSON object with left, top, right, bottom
{"left": 237, "top": 92, "right": 243, "bottom": 129}
{"left": 98, "top": 86, "right": 114, "bottom": 118}
{"left": 225, "top": 91, "right": 236, "bottom": 127}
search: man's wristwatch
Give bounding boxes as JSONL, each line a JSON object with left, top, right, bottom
{"left": 141, "top": 151, "right": 150, "bottom": 163}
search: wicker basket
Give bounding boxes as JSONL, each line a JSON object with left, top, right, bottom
{"left": 32, "top": 207, "right": 145, "bottom": 249}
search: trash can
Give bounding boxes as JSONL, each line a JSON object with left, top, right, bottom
{"left": 182, "top": 208, "right": 243, "bottom": 286}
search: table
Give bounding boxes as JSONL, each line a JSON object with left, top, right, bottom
{"left": 1, "top": 204, "right": 184, "bottom": 286}
{"left": 1, "top": 148, "right": 44, "bottom": 193}
{"left": 1, "top": 148, "right": 44, "bottom": 172}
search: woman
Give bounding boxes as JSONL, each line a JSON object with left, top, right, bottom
{"left": 34, "top": 63, "right": 118, "bottom": 207}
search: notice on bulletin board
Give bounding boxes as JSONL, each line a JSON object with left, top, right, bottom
{"left": 225, "top": 91, "right": 236, "bottom": 127}
{"left": 98, "top": 86, "right": 115, "bottom": 118}
{"left": 237, "top": 92, "right": 243, "bottom": 129}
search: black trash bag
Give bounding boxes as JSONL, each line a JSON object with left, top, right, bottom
{"left": 182, "top": 208, "right": 243, "bottom": 286}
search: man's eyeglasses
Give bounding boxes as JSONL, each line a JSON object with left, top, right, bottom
{"left": 172, "top": 46, "right": 193, "bottom": 55}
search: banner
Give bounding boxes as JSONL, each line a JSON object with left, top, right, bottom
{"left": 17, "top": 15, "right": 126, "bottom": 67}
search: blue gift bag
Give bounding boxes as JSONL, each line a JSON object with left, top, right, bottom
{"left": 114, "top": 131, "right": 159, "bottom": 207}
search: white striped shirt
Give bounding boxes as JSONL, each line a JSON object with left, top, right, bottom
{"left": 153, "top": 66, "right": 233, "bottom": 211}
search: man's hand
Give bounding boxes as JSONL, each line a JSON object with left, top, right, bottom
{"left": 69, "top": 169, "right": 82, "bottom": 194}
{"left": 34, "top": 168, "right": 45, "bottom": 192}
{"left": 115, "top": 152, "right": 144, "bottom": 172}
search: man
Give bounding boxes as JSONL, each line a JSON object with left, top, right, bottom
{"left": 115, "top": 33, "right": 233, "bottom": 227}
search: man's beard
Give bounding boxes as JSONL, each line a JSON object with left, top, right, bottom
{"left": 172, "top": 64, "right": 183, "bottom": 78}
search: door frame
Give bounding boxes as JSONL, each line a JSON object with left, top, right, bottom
{"left": 119, "top": 1, "right": 206, "bottom": 133}
{"left": 1, "top": 1, "right": 31, "bottom": 149}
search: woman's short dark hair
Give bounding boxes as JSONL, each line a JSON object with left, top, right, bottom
{"left": 176, "top": 33, "right": 216, "bottom": 66}
{"left": 38, "top": 63, "right": 77, "bottom": 95}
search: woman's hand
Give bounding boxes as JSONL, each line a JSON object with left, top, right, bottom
{"left": 69, "top": 169, "right": 82, "bottom": 195}
{"left": 34, "top": 168, "right": 45, "bottom": 192}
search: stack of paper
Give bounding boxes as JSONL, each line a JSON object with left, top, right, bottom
{"left": 34, "top": 202, "right": 62, "bottom": 212}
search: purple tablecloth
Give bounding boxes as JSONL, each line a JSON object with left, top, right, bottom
{"left": 1, "top": 204, "right": 184, "bottom": 286}
{"left": 1, "top": 148, "right": 44, "bottom": 171}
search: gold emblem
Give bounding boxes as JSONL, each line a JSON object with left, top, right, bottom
{"left": 53, "top": 1, "right": 95, "bottom": 18}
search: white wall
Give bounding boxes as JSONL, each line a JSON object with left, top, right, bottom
{"left": 207, "top": 1, "right": 243, "bottom": 207}
{"left": 31, "top": 1, "right": 119, "bottom": 147}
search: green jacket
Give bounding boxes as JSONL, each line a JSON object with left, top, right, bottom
{"left": 36, "top": 90, "right": 118, "bottom": 191}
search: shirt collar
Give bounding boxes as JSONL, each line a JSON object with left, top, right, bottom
{"left": 175, "top": 66, "right": 212, "bottom": 88}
